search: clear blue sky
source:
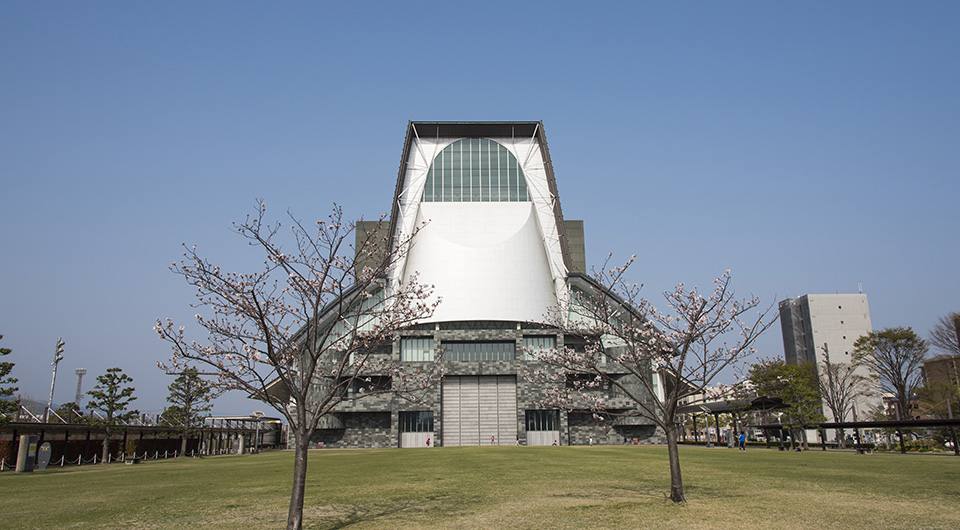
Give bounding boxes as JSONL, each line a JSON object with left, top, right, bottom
{"left": 2, "top": 2, "right": 957, "bottom": 415}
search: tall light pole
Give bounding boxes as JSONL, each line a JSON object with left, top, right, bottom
{"left": 252, "top": 411, "right": 264, "bottom": 453}
{"left": 74, "top": 368, "right": 87, "bottom": 406}
{"left": 44, "top": 338, "right": 65, "bottom": 423}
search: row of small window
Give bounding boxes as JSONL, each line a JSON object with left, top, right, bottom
{"left": 422, "top": 138, "right": 529, "bottom": 202}
{"left": 525, "top": 410, "right": 559, "bottom": 431}
{"left": 400, "top": 337, "right": 557, "bottom": 362}
{"left": 398, "top": 410, "right": 560, "bottom": 433}
{"left": 445, "top": 341, "right": 515, "bottom": 362}
{"left": 399, "top": 411, "right": 434, "bottom": 433}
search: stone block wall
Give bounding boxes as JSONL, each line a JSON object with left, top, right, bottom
{"left": 566, "top": 412, "right": 664, "bottom": 445}
{"left": 309, "top": 411, "right": 394, "bottom": 449}
{"left": 298, "top": 322, "right": 662, "bottom": 449}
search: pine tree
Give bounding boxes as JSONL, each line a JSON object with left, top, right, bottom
{"left": 0, "top": 334, "right": 17, "bottom": 424}
{"left": 163, "top": 367, "right": 214, "bottom": 456}
{"left": 87, "top": 367, "right": 138, "bottom": 462}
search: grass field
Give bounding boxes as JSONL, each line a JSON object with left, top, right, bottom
{"left": 2, "top": 445, "right": 958, "bottom": 529}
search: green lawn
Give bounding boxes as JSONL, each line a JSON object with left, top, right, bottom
{"left": 2, "top": 445, "right": 957, "bottom": 529}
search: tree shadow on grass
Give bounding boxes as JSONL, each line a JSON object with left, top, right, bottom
{"left": 306, "top": 502, "right": 416, "bottom": 530}
{"left": 551, "top": 485, "right": 672, "bottom": 503}
{"left": 551, "top": 483, "right": 749, "bottom": 507}
{"left": 305, "top": 495, "right": 479, "bottom": 530}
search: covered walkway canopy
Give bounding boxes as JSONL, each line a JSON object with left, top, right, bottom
{"left": 754, "top": 418, "right": 960, "bottom": 455}
{"left": 677, "top": 396, "right": 786, "bottom": 446}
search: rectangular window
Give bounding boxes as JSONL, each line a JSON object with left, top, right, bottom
{"left": 499, "top": 155, "right": 510, "bottom": 201}
{"left": 346, "top": 376, "right": 392, "bottom": 398}
{"left": 499, "top": 145, "right": 516, "bottom": 202}
{"left": 525, "top": 410, "right": 559, "bottom": 431}
{"left": 523, "top": 336, "right": 556, "bottom": 360}
{"left": 565, "top": 336, "right": 606, "bottom": 364}
{"left": 479, "top": 153, "right": 489, "bottom": 201}
{"left": 399, "top": 411, "right": 434, "bottom": 432}
{"left": 484, "top": 139, "right": 492, "bottom": 203}
{"left": 451, "top": 156, "right": 461, "bottom": 201}
{"left": 442, "top": 341, "right": 515, "bottom": 362}
{"left": 507, "top": 162, "right": 518, "bottom": 202}
{"left": 508, "top": 157, "right": 518, "bottom": 201}
{"left": 401, "top": 337, "right": 434, "bottom": 362}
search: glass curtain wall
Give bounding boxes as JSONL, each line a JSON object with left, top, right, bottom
{"left": 422, "top": 138, "right": 529, "bottom": 202}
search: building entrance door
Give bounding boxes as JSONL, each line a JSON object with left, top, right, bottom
{"left": 442, "top": 375, "right": 517, "bottom": 446}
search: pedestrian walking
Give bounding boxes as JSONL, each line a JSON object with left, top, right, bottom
{"left": 738, "top": 432, "right": 746, "bottom": 451}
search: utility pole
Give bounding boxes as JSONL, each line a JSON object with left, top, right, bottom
{"left": 74, "top": 368, "right": 87, "bottom": 405}
{"left": 44, "top": 338, "right": 65, "bottom": 423}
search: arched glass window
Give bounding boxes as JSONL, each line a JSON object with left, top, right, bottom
{"left": 422, "top": 138, "right": 529, "bottom": 202}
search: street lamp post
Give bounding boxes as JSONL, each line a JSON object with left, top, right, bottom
{"left": 44, "top": 338, "right": 65, "bottom": 423}
{"left": 252, "top": 411, "right": 264, "bottom": 453}
{"left": 74, "top": 368, "right": 87, "bottom": 406}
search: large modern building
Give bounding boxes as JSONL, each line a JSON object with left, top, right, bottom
{"left": 921, "top": 354, "right": 960, "bottom": 411}
{"left": 779, "top": 293, "right": 878, "bottom": 421}
{"left": 308, "top": 121, "right": 662, "bottom": 448}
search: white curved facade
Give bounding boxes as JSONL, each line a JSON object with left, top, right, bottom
{"left": 389, "top": 128, "right": 570, "bottom": 324}
{"left": 403, "top": 202, "right": 557, "bottom": 323}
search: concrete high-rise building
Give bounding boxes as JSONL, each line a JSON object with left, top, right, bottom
{"left": 779, "top": 293, "right": 877, "bottom": 422}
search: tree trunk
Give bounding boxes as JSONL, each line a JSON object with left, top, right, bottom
{"left": 101, "top": 425, "right": 111, "bottom": 463}
{"left": 180, "top": 433, "right": 188, "bottom": 457}
{"left": 665, "top": 424, "right": 686, "bottom": 503}
{"left": 286, "top": 432, "right": 309, "bottom": 530}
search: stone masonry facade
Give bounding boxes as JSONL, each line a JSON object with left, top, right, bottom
{"left": 303, "top": 322, "right": 665, "bottom": 449}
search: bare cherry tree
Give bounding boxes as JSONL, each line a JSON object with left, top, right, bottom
{"left": 818, "top": 343, "right": 873, "bottom": 445}
{"left": 156, "top": 202, "right": 439, "bottom": 530}
{"left": 528, "top": 257, "right": 775, "bottom": 504}
{"left": 929, "top": 312, "right": 960, "bottom": 356}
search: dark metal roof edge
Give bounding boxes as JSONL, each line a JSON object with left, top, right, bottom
{"left": 535, "top": 121, "right": 574, "bottom": 271}
{"left": 409, "top": 120, "right": 542, "bottom": 124}
{"left": 385, "top": 121, "right": 415, "bottom": 258}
